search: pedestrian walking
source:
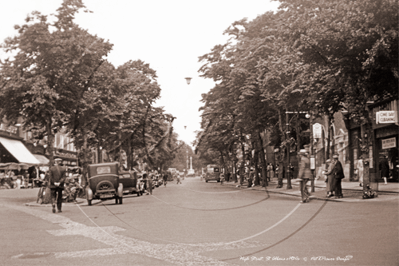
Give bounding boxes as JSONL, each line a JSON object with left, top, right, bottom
{"left": 357, "top": 158, "right": 364, "bottom": 187}
{"left": 323, "top": 159, "right": 336, "bottom": 197}
{"left": 163, "top": 172, "right": 168, "bottom": 187}
{"left": 297, "top": 149, "right": 312, "bottom": 203}
{"left": 267, "top": 163, "right": 271, "bottom": 182}
{"left": 276, "top": 163, "right": 284, "bottom": 188}
{"left": 247, "top": 169, "right": 253, "bottom": 188}
{"left": 332, "top": 154, "right": 344, "bottom": 198}
{"left": 47, "top": 158, "right": 67, "bottom": 213}
{"left": 146, "top": 173, "right": 153, "bottom": 195}
{"left": 380, "top": 155, "right": 389, "bottom": 185}
{"left": 176, "top": 173, "right": 182, "bottom": 184}
{"left": 289, "top": 163, "right": 295, "bottom": 179}
{"left": 270, "top": 163, "right": 275, "bottom": 180}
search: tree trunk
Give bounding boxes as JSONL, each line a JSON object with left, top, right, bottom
{"left": 257, "top": 129, "right": 268, "bottom": 187}
{"left": 81, "top": 125, "right": 89, "bottom": 187}
{"left": 326, "top": 116, "right": 331, "bottom": 160}
{"left": 127, "top": 134, "right": 132, "bottom": 170}
{"left": 253, "top": 149, "right": 259, "bottom": 186}
{"left": 46, "top": 119, "right": 54, "bottom": 166}
{"left": 330, "top": 117, "right": 335, "bottom": 156}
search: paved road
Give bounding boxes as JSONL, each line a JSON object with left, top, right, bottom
{"left": 0, "top": 177, "right": 398, "bottom": 266}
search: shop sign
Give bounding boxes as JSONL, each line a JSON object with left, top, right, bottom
{"left": 0, "top": 124, "right": 18, "bottom": 134}
{"left": 313, "top": 123, "right": 322, "bottom": 138}
{"left": 382, "top": 137, "right": 396, "bottom": 149}
{"left": 376, "top": 111, "right": 397, "bottom": 124}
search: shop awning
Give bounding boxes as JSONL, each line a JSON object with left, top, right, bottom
{"left": 33, "top": 154, "right": 50, "bottom": 165}
{"left": 0, "top": 137, "right": 40, "bottom": 164}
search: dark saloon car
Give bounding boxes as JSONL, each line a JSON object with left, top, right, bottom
{"left": 119, "top": 171, "right": 143, "bottom": 196}
{"left": 86, "top": 162, "right": 124, "bottom": 205}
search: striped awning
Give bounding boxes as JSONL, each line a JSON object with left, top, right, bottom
{"left": 0, "top": 137, "right": 40, "bottom": 164}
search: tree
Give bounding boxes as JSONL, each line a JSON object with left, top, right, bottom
{"left": 0, "top": 0, "right": 112, "bottom": 165}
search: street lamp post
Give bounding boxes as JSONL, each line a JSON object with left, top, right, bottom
{"left": 286, "top": 110, "right": 292, "bottom": 189}
{"left": 306, "top": 112, "right": 315, "bottom": 192}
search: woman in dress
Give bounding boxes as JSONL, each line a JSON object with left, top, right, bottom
{"left": 323, "top": 159, "right": 336, "bottom": 197}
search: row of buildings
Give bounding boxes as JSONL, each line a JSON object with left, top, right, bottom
{"left": 0, "top": 123, "right": 79, "bottom": 167}
{"left": 260, "top": 98, "right": 398, "bottom": 186}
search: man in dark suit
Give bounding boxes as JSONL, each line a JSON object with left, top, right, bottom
{"left": 332, "top": 154, "right": 344, "bottom": 198}
{"left": 47, "top": 158, "right": 67, "bottom": 213}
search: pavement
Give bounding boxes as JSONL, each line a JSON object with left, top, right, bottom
{"left": 220, "top": 177, "right": 399, "bottom": 203}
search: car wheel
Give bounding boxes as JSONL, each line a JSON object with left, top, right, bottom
{"left": 96, "top": 180, "right": 114, "bottom": 191}
{"left": 206, "top": 180, "right": 208, "bottom": 182}
{"left": 88, "top": 199, "right": 92, "bottom": 206}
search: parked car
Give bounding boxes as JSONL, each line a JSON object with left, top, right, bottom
{"left": 118, "top": 171, "right": 142, "bottom": 196}
{"left": 205, "top": 164, "right": 220, "bottom": 182}
{"left": 86, "top": 162, "right": 124, "bottom": 205}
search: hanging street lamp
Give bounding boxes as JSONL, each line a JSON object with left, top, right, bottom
{"left": 185, "top": 77, "right": 192, "bottom": 85}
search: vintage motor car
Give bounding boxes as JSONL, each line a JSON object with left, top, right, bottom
{"left": 86, "top": 162, "right": 123, "bottom": 205}
{"left": 205, "top": 164, "right": 221, "bottom": 182}
{"left": 187, "top": 169, "right": 195, "bottom": 177}
{"left": 118, "top": 171, "right": 142, "bottom": 196}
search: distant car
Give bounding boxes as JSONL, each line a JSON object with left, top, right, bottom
{"left": 187, "top": 169, "right": 195, "bottom": 177}
{"left": 86, "top": 162, "right": 124, "bottom": 206}
{"left": 205, "top": 164, "right": 220, "bottom": 182}
{"left": 118, "top": 171, "right": 142, "bottom": 196}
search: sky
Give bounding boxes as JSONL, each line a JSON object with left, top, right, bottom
{"left": 0, "top": 0, "right": 280, "bottom": 148}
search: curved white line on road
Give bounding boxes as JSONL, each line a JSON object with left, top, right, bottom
{"left": 176, "top": 186, "right": 255, "bottom": 194}
{"left": 150, "top": 194, "right": 269, "bottom": 211}
{"left": 223, "top": 203, "right": 301, "bottom": 245}
{"left": 99, "top": 199, "right": 301, "bottom": 247}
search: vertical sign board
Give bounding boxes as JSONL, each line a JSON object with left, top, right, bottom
{"left": 382, "top": 137, "right": 396, "bottom": 150}
{"left": 313, "top": 123, "right": 322, "bottom": 139}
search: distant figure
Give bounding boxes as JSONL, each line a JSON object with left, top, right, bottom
{"left": 176, "top": 173, "right": 182, "bottom": 184}
{"left": 357, "top": 158, "right": 364, "bottom": 187}
{"left": 380, "top": 156, "right": 389, "bottom": 185}
{"left": 163, "top": 172, "right": 168, "bottom": 187}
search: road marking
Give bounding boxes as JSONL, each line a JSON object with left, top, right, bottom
{"left": 2, "top": 202, "right": 257, "bottom": 264}
{"left": 177, "top": 186, "right": 254, "bottom": 194}
{"left": 150, "top": 194, "right": 270, "bottom": 211}
{"left": 223, "top": 203, "right": 301, "bottom": 245}
{"left": 2, "top": 198, "right": 302, "bottom": 264}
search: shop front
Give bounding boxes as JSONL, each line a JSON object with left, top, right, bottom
{"left": 52, "top": 149, "right": 78, "bottom": 166}
{"left": 371, "top": 99, "right": 398, "bottom": 183}
{"left": 0, "top": 136, "right": 40, "bottom": 165}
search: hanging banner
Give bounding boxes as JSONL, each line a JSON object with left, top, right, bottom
{"left": 313, "top": 123, "right": 322, "bottom": 138}
{"left": 382, "top": 137, "right": 396, "bottom": 149}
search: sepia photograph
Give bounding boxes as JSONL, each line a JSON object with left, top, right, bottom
{"left": 0, "top": 0, "right": 398, "bottom": 265}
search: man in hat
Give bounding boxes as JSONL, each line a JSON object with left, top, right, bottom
{"left": 47, "top": 158, "right": 67, "bottom": 213}
{"left": 297, "top": 149, "right": 312, "bottom": 202}
{"left": 332, "top": 154, "right": 344, "bottom": 198}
